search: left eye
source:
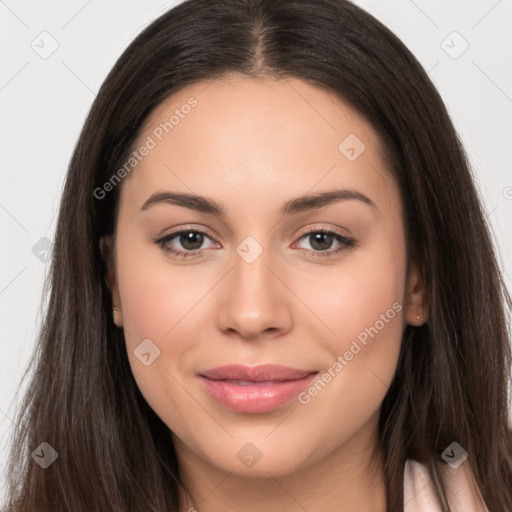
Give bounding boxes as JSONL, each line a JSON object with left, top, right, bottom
{"left": 294, "top": 229, "right": 355, "bottom": 256}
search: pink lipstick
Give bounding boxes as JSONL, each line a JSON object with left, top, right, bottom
{"left": 198, "top": 364, "right": 318, "bottom": 413}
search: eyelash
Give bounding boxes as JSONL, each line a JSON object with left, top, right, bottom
{"left": 154, "top": 226, "right": 357, "bottom": 260}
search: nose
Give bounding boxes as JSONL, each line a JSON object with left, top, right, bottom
{"left": 216, "top": 239, "right": 293, "bottom": 341}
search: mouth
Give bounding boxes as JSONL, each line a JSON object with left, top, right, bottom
{"left": 197, "top": 364, "right": 319, "bottom": 413}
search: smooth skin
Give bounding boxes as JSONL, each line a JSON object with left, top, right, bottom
{"left": 104, "top": 74, "right": 428, "bottom": 512}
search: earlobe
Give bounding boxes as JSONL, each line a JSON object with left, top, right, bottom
{"left": 404, "top": 257, "right": 428, "bottom": 326}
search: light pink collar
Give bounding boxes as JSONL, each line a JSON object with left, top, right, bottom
{"left": 403, "top": 459, "right": 489, "bottom": 511}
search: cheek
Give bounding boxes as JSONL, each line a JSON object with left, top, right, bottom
{"left": 299, "top": 223, "right": 407, "bottom": 357}
{"left": 114, "top": 231, "right": 206, "bottom": 412}
{"left": 293, "top": 225, "right": 406, "bottom": 424}
{"left": 116, "top": 229, "right": 210, "bottom": 347}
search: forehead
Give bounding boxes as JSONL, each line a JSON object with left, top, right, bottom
{"left": 118, "top": 75, "right": 400, "bottom": 219}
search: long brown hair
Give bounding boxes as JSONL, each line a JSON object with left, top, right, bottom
{"left": 5, "top": 0, "right": 512, "bottom": 510}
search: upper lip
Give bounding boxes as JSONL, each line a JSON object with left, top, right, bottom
{"left": 199, "top": 364, "right": 317, "bottom": 382}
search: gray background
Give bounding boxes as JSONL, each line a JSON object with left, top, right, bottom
{"left": 1, "top": 0, "right": 511, "bottom": 496}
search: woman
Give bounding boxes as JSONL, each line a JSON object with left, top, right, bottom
{"left": 4, "top": 0, "right": 512, "bottom": 510}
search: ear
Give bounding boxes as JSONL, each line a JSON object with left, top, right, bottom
{"left": 99, "top": 234, "right": 123, "bottom": 327}
{"left": 404, "top": 256, "right": 428, "bottom": 326}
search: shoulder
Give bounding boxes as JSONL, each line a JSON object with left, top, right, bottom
{"left": 403, "top": 458, "right": 489, "bottom": 512}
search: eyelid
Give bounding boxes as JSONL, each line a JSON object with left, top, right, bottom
{"left": 155, "top": 224, "right": 219, "bottom": 244}
{"left": 153, "top": 225, "right": 221, "bottom": 260}
{"left": 294, "top": 223, "right": 351, "bottom": 239}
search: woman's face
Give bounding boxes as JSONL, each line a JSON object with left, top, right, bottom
{"left": 106, "top": 75, "right": 426, "bottom": 478}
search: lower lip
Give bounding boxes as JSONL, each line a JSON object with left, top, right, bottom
{"left": 198, "top": 373, "right": 318, "bottom": 413}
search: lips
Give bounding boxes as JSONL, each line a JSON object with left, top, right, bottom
{"left": 200, "top": 363, "right": 314, "bottom": 382}
{"left": 198, "top": 364, "right": 318, "bottom": 413}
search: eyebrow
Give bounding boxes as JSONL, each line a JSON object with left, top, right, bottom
{"left": 140, "top": 188, "right": 378, "bottom": 217}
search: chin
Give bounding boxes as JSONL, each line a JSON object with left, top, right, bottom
{"left": 201, "top": 440, "right": 313, "bottom": 478}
